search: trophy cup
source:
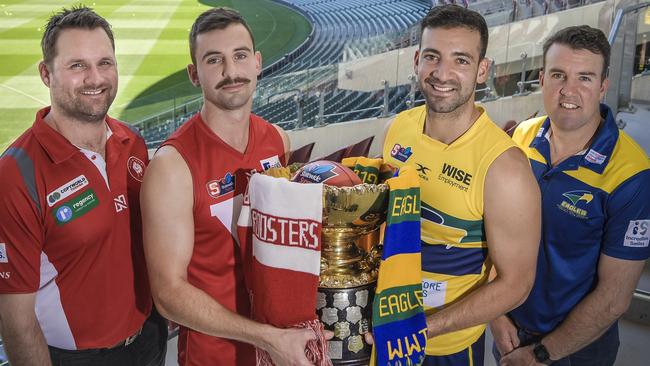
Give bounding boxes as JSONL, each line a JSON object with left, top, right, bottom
{"left": 317, "top": 183, "right": 389, "bottom": 365}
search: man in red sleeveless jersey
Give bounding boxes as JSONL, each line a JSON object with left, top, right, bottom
{"left": 0, "top": 6, "right": 167, "bottom": 366}
{"left": 141, "top": 7, "right": 320, "bottom": 366}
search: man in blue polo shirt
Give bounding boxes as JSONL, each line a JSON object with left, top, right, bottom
{"left": 490, "top": 25, "right": 650, "bottom": 366}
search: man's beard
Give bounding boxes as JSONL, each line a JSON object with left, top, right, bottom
{"left": 54, "top": 86, "right": 115, "bottom": 124}
{"left": 421, "top": 75, "right": 474, "bottom": 114}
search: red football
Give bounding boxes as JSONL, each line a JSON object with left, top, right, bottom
{"left": 292, "top": 160, "right": 362, "bottom": 187}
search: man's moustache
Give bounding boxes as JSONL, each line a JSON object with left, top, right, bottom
{"left": 215, "top": 78, "right": 251, "bottom": 89}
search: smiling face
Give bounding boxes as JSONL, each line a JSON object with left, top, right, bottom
{"left": 415, "top": 26, "right": 489, "bottom": 116}
{"left": 40, "top": 27, "right": 118, "bottom": 124}
{"left": 188, "top": 24, "right": 261, "bottom": 112}
{"left": 541, "top": 43, "right": 608, "bottom": 133}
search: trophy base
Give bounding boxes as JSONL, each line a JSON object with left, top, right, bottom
{"left": 316, "top": 284, "right": 375, "bottom": 365}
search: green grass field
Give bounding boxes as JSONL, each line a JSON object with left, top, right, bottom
{"left": 0, "top": 0, "right": 311, "bottom": 151}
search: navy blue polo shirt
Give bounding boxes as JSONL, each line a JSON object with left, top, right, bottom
{"left": 509, "top": 104, "right": 650, "bottom": 334}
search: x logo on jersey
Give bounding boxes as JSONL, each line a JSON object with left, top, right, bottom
{"left": 416, "top": 163, "right": 431, "bottom": 176}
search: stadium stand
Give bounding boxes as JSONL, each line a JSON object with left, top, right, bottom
{"left": 137, "top": 0, "right": 610, "bottom": 148}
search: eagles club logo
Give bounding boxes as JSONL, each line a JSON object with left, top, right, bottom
{"left": 558, "top": 190, "right": 593, "bottom": 218}
{"left": 562, "top": 190, "right": 593, "bottom": 205}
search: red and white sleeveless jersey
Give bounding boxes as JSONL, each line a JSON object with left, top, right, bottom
{"left": 162, "top": 112, "right": 285, "bottom": 366}
{"left": 0, "top": 107, "right": 151, "bottom": 350}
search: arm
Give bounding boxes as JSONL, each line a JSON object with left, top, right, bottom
{"left": 0, "top": 293, "right": 52, "bottom": 366}
{"left": 141, "top": 146, "right": 315, "bottom": 365}
{"left": 542, "top": 255, "right": 642, "bottom": 359}
{"left": 273, "top": 124, "right": 291, "bottom": 164}
{"left": 0, "top": 162, "right": 50, "bottom": 365}
{"left": 501, "top": 255, "right": 644, "bottom": 366}
{"left": 426, "top": 147, "right": 541, "bottom": 337}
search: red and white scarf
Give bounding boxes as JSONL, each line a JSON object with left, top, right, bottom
{"left": 237, "top": 174, "right": 332, "bottom": 366}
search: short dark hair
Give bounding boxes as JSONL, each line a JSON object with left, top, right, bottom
{"left": 189, "top": 7, "right": 255, "bottom": 65}
{"left": 542, "top": 25, "right": 610, "bottom": 80}
{"left": 420, "top": 5, "right": 489, "bottom": 60}
{"left": 41, "top": 6, "right": 114, "bottom": 65}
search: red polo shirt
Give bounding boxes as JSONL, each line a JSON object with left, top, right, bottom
{"left": 0, "top": 107, "right": 151, "bottom": 350}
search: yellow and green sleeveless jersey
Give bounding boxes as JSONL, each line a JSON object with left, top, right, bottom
{"left": 383, "top": 104, "right": 518, "bottom": 356}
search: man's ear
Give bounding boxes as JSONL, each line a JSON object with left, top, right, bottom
{"left": 39, "top": 61, "right": 51, "bottom": 88}
{"left": 187, "top": 63, "right": 200, "bottom": 87}
{"left": 476, "top": 57, "right": 491, "bottom": 84}
{"left": 255, "top": 51, "right": 262, "bottom": 77}
{"left": 599, "top": 77, "right": 609, "bottom": 100}
{"left": 413, "top": 49, "right": 420, "bottom": 75}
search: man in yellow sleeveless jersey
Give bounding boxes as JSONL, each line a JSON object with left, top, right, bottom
{"left": 491, "top": 26, "right": 650, "bottom": 366}
{"left": 382, "top": 5, "right": 542, "bottom": 366}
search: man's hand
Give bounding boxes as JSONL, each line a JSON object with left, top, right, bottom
{"left": 490, "top": 315, "right": 520, "bottom": 356}
{"left": 500, "top": 345, "right": 544, "bottom": 366}
{"left": 263, "top": 327, "right": 318, "bottom": 366}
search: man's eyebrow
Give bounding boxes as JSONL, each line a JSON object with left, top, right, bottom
{"left": 201, "top": 46, "right": 253, "bottom": 61}
{"left": 420, "top": 48, "right": 475, "bottom": 61}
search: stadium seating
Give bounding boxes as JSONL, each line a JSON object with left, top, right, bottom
{"left": 138, "top": 0, "right": 606, "bottom": 147}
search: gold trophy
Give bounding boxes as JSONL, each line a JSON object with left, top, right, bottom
{"left": 317, "top": 184, "right": 389, "bottom": 365}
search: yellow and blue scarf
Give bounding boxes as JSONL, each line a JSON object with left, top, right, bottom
{"left": 371, "top": 166, "right": 427, "bottom": 366}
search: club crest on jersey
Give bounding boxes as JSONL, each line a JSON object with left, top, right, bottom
{"left": 293, "top": 163, "right": 338, "bottom": 184}
{"left": 206, "top": 173, "right": 236, "bottom": 198}
{"left": 260, "top": 155, "right": 282, "bottom": 171}
{"left": 390, "top": 143, "right": 412, "bottom": 162}
{"left": 47, "top": 175, "right": 88, "bottom": 207}
{"left": 127, "top": 156, "right": 146, "bottom": 182}
{"left": 558, "top": 190, "right": 592, "bottom": 218}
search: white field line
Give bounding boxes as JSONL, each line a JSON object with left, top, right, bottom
{"left": 0, "top": 0, "right": 184, "bottom": 109}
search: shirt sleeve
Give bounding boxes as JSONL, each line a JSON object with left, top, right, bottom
{"left": 602, "top": 169, "right": 650, "bottom": 260}
{"left": 0, "top": 155, "right": 43, "bottom": 293}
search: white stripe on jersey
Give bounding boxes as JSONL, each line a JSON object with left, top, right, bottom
{"left": 35, "top": 252, "right": 76, "bottom": 350}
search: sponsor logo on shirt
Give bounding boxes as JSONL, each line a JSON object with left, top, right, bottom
{"left": 114, "top": 194, "right": 128, "bottom": 212}
{"left": 557, "top": 190, "right": 592, "bottom": 218}
{"left": 536, "top": 127, "right": 545, "bottom": 137}
{"left": 390, "top": 144, "right": 413, "bottom": 162}
{"left": 0, "top": 272, "right": 10, "bottom": 279}
{"left": 53, "top": 189, "right": 99, "bottom": 225}
{"left": 127, "top": 156, "right": 146, "bottom": 182}
{"left": 624, "top": 220, "right": 650, "bottom": 248}
{"left": 47, "top": 175, "right": 88, "bottom": 207}
{"left": 437, "top": 163, "right": 472, "bottom": 192}
{"left": 585, "top": 149, "right": 607, "bottom": 165}
{"left": 422, "top": 279, "right": 446, "bottom": 308}
{"left": 260, "top": 155, "right": 282, "bottom": 171}
{"left": 415, "top": 163, "right": 430, "bottom": 181}
{"left": 206, "top": 173, "right": 236, "bottom": 198}
{"left": 0, "top": 243, "right": 8, "bottom": 263}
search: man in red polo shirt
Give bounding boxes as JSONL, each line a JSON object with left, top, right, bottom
{"left": 0, "top": 6, "right": 166, "bottom": 365}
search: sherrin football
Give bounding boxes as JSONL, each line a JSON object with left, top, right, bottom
{"left": 291, "top": 160, "right": 362, "bottom": 187}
